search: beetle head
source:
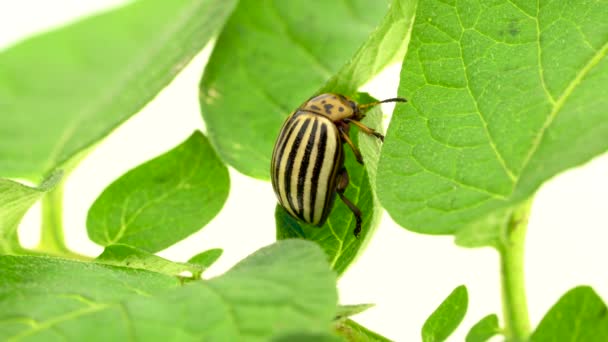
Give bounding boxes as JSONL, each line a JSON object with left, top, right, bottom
{"left": 300, "top": 93, "right": 357, "bottom": 121}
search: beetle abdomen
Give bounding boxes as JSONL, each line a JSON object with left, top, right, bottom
{"left": 271, "top": 111, "right": 343, "bottom": 226}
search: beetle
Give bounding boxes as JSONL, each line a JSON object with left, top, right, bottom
{"left": 271, "top": 93, "right": 406, "bottom": 238}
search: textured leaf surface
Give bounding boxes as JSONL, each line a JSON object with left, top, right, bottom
{"left": 200, "top": 0, "right": 416, "bottom": 179}
{"left": 422, "top": 285, "right": 468, "bottom": 342}
{"left": 96, "top": 244, "right": 205, "bottom": 278}
{"left": 377, "top": 0, "right": 608, "bottom": 244}
{"left": 530, "top": 286, "right": 608, "bottom": 342}
{"left": 0, "top": 0, "right": 236, "bottom": 182}
{"left": 0, "top": 172, "right": 61, "bottom": 253}
{"left": 87, "top": 131, "right": 229, "bottom": 252}
{"left": 275, "top": 103, "right": 383, "bottom": 275}
{"left": 0, "top": 240, "right": 338, "bottom": 341}
{"left": 0, "top": 254, "right": 180, "bottom": 340}
{"left": 465, "top": 314, "right": 499, "bottom": 342}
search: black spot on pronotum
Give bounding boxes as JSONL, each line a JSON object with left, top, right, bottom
{"left": 311, "top": 105, "right": 321, "bottom": 111}
{"left": 324, "top": 103, "right": 334, "bottom": 114}
{"left": 339, "top": 107, "right": 344, "bottom": 112}
{"left": 321, "top": 100, "right": 326, "bottom": 104}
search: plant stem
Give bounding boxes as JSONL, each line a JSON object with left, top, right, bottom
{"left": 38, "top": 182, "right": 70, "bottom": 254}
{"left": 498, "top": 202, "right": 532, "bottom": 342}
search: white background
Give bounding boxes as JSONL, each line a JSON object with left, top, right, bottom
{"left": 2, "top": 1, "right": 607, "bottom": 341}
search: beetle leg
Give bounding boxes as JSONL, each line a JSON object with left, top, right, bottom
{"left": 345, "top": 119, "right": 384, "bottom": 142}
{"left": 336, "top": 168, "right": 362, "bottom": 238}
{"left": 339, "top": 127, "right": 364, "bottom": 164}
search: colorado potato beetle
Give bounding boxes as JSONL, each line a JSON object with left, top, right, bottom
{"left": 271, "top": 93, "right": 406, "bottom": 238}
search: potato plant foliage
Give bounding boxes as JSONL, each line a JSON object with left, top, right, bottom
{"left": 0, "top": 0, "right": 606, "bottom": 341}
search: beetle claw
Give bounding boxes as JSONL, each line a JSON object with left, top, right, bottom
{"left": 353, "top": 216, "right": 362, "bottom": 239}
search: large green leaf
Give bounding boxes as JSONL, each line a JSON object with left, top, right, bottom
{"left": 377, "top": 0, "right": 608, "bottom": 244}
{"left": 87, "top": 131, "right": 229, "bottom": 252}
{"left": 0, "top": 240, "right": 338, "bottom": 341}
{"left": 530, "top": 286, "right": 608, "bottom": 342}
{"left": 0, "top": 172, "right": 61, "bottom": 254}
{"left": 0, "top": 0, "right": 236, "bottom": 182}
{"left": 421, "top": 285, "right": 468, "bottom": 342}
{"left": 0, "top": 254, "right": 181, "bottom": 340}
{"left": 200, "top": 0, "right": 417, "bottom": 179}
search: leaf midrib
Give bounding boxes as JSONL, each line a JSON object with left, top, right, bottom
{"left": 516, "top": 40, "right": 608, "bottom": 185}
{"left": 454, "top": 0, "right": 608, "bottom": 195}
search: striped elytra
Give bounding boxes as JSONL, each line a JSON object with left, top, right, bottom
{"left": 271, "top": 93, "right": 407, "bottom": 238}
{"left": 271, "top": 112, "right": 343, "bottom": 225}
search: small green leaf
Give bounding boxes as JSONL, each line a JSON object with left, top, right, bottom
{"left": 0, "top": 0, "right": 236, "bottom": 183}
{"left": 200, "top": 0, "right": 415, "bottom": 179}
{"left": 188, "top": 248, "right": 223, "bottom": 269}
{"left": 422, "top": 285, "right": 468, "bottom": 342}
{"left": 335, "top": 319, "right": 392, "bottom": 342}
{"left": 335, "top": 304, "right": 375, "bottom": 321}
{"left": 0, "top": 171, "right": 62, "bottom": 253}
{"left": 530, "top": 286, "right": 608, "bottom": 342}
{"left": 275, "top": 102, "right": 381, "bottom": 276}
{"left": 0, "top": 240, "right": 338, "bottom": 340}
{"left": 87, "top": 131, "right": 229, "bottom": 252}
{"left": 377, "top": 0, "right": 608, "bottom": 245}
{"left": 466, "top": 314, "right": 500, "bottom": 342}
{"left": 96, "top": 244, "right": 204, "bottom": 278}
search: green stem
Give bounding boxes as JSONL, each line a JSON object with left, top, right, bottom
{"left": 38, "top": 182, "right": 70, "bottom": 254}
{"left": 498, "top": 202, "right": 532, "bottom": 342}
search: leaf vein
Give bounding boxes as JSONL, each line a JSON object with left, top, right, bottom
{"left": 518, "top": 39, "right": 608, "bottom": 177}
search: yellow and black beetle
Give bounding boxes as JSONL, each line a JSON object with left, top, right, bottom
{"left": 271, "top": 93, "right": 406, "bottom": 238}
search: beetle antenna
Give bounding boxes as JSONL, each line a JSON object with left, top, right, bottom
{"left": 359, "top": 97, "right": 407, "bottom": 110}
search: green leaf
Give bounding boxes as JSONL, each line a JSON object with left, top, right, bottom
{"left": 0, "top": 254, "right": 180, "bottom": 340}
{"left": 321, "top": 0, "right": 417, "bottom": 95}
{"left": 0, "top": 171, "right": 62, "bottom": 253}
{"left": 422, "top": 285, "right": 468, "bottom": 342}
{"left": 188, "top": 248, "right": 223, "bottom": 279}
{"left": 96, "top": 244, "right": 205, "bottom": 278}
{"left": 377, "top": 0, "right": 608, "bottom": 245}
{"left": 530, "top": 286, "right": 608, "bottom": 342}
{"left": 465, "top": 314, "right": 499, "bottom": 342}
{"left": 200, "top": 0, "right": 416, "bottom": 179}
{"left": 87, "top": 131, "right": 229, "bottom": 252}
{"left": 335, "top": 319, "right": 391, "bottom": 342}
{"left": 0, "top": 240, "right": 338, "bottom": 341}
{"left": 275, "top": 99, "right": 382, "bottom": 276}
{"left": 188, "top": 248, "right": 223, "bottom": 269}
{"left": 0, "top": 0, "right": 237, "bottom": 182}
{"left": 335, "top": 304, "right": 375, "bottom": 321}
